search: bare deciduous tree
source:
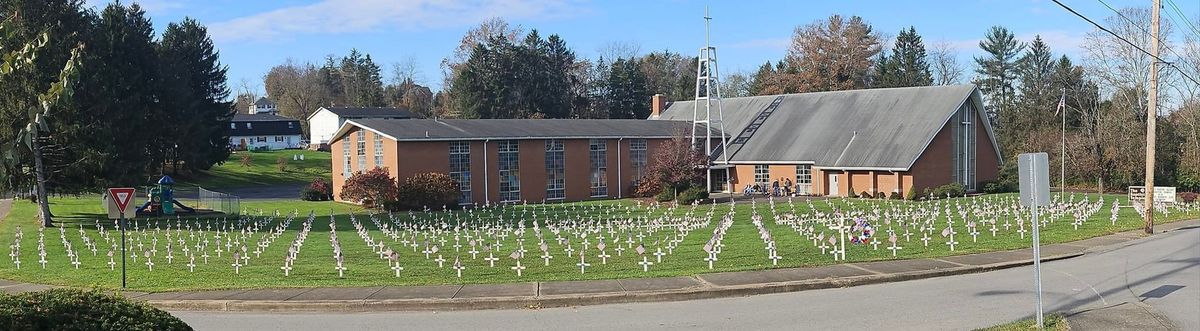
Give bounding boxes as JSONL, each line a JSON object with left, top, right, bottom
{"left": 930, "top": 40, "right": 964, "bottom": 85}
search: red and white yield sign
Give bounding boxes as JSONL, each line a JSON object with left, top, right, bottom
{"left": 107, "top": 188, "right": 136, "bottom": 219}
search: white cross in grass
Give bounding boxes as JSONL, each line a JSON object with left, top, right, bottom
{"left": 510, "top": 260, "right": 525, "bottom": 277}
{"left": 484, "top": 253, "right": 499, "bottom": 267}
{"left": 638, "top": 256, "right": 654, "bottom": 272}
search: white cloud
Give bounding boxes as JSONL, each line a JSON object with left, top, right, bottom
{"left": 208, "top": 0, "right": 587, "bottom": 44}
{"left": 728, "top": 38, "right": 789, "bottom": 50}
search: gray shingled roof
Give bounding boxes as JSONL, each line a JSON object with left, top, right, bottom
{"left": 655, "top": 85, "right": 999, "bottom": 170}
{"left": 323, "top": 107, "right": 419, "bottom": 119}
{"left": 232, "top": 113, "right": 297, "bottom": 122}
{"left": 336, "top": 119, "right": 704, "bottom": 142}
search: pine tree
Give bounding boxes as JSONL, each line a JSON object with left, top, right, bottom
{"left": 606, "top": 58, "right": 649, "bottom": 119}
{"left": 877, "top": 26, "right": 932, "bottom": 88}
{"left": 157, "top": 18, "right": 233, "bottom": 173}
{"left": 974, "top": 26, "right": 1026, "bottom": 117}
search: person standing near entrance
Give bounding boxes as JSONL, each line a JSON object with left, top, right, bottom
{"left": 771, "top": 180, "right": 780, "bottom": 197}
{"left": 784, "top": 178, "right": 793, "bottom": 196}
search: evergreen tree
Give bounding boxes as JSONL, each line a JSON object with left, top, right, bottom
{"left": 876, "top": 26, "right": 932, "bottom": 88}
{"left": 157, "top": 18, "right": 233, "bottom": 173}
{"left": 749, "top": 61, "right": 775, "bottom": 95}
{"left": 606, "top": 58, "right": 650, "bottom": 119}
{"left": 974, "top": 26, "right": 1026, "bottom": 118}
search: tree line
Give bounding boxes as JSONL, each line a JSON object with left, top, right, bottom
{"left": 261, "top": 9, "right": 1199, "bottom": 192}
{"left": 0, "top": 0, "right": 231, "bottom": 195}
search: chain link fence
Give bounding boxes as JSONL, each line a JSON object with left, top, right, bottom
{"left": 198, "top": 187, "right": 240, "bottom": 215}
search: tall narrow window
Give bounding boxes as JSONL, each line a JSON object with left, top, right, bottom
{"left": 545, "top": 140, "right": 565, "bottom": 200}
{"left": 630, "top": 139, "right": 647, "bottom": 187}
{"left": 952, "top": 104, "right": 977, "bottom": 191}
{"left": 373, "top": 133, "right": 384, "bottom": 168}
{"left": 342, "top": 136, "right": 351, "bottom": 177}
{"left": 754, "top": 165, "right": 770, "bottom": 189}
{"left": 795, "top": 165, "right": 812, "bottom": 195}
{"left": 498, "top": 140, "right": 520, "bottom": 202}
{"left": 449, "top": 142, "right": 472, "bottom": 203}
{"left": 590, "top": 139, "right": 608, "bottom": 197}
{"left": 356, "top": 130, "right": 366, "bottom": 173}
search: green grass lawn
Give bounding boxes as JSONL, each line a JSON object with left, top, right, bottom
{"left": 977, "top": 314, "right": 1068, "bottom": 331}
{"left": 176, "top": 149, "right": 330, "bottom": 188}
{"left": 0, "top": 193, "right": 1193, "bottom": 292}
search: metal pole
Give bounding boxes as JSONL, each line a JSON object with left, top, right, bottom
{"left": 120, "top": 215, "right": 127, "bottom": 288}
{"left": 1142, "top": 0, "right": 1160, "bottom": 234}
{"left": 1031, "top": 162, "right": 1044, "bottom": 329}
{"left": 1061, "top": 88, "right": 1066, "bottom": 200}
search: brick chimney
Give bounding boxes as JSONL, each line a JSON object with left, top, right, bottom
{"left": 650, "top": 94, "right": 665, "bottom": 119}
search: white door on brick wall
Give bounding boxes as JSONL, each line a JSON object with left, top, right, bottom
{"left": 828, "top": 174, "right": 839, "bottom": 197}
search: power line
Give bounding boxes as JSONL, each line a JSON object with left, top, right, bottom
{"left": 1093, "top": 0, "right": 1200, "bottom": 76}
{"left": 1163, "top": 0, "right": 1200, "bottom": 38}
{"left": 1052, "top": 0, "right": 1199, "bottom": 85}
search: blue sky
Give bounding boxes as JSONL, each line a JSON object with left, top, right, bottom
{"left": 87, "top": 0, "right": 1198, "bottom": 94}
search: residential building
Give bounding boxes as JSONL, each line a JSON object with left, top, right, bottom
{"left": 307, "top": 107, "right": 420, "bottom": 149}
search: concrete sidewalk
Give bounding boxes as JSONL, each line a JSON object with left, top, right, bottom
{"left": 3, "top": 219, "right": 1196, "bottom": 312}
{"left": 1067, "top": 302, "right": 1181, "bottom": 331}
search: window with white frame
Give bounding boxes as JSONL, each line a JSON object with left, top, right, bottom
{"left": 275, "top": 136, "right": 284, "bottom": 142}
{"left": 630, "top": 139, "right": 647, "bottom": 187}
{"left": 545, "top": 139, "right": 565, "bottom": 200}
{"left": 590, "top": 139, "right": 608, "bottom": 197}
{"left": 230, "top": 123, "right": 235, "bottom": 129}
{"left": 795, "top": 165, "right": 812, "bottom": 195}
{"left": 952, "top": 103, "right": 977, "bottom": 191}
{"left": 256, "top": 136, "right": 266, "bottom": 143}
{"left": 449, "top": 141, "right": 472, "bottom": 203}
{"left": 373, "top": 133, "right": 384, "bottom": 168}
{"left": 498, "top": 140, "right": 520, "bottom": 202}
{"left": 356, "top": 130, "right": 366, "bottom": 172}
{"left": 342, "top": 137, "right": 351, "bottom": 177}
{"left": 754, "top": 165, "right": 770, "bottom": 189}
{"left": 246, "top": 123, "right": 252, "bottom": 129}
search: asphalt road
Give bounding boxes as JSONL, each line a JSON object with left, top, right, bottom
{"left": 173, "top": 225, "right": 1200, "bottom": 331}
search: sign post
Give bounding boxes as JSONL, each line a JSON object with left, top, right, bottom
{"left": 1018, "top": 153, "right": 1050, "bottom": 329}
{"left": 107, "top": 188, "right": 135, "bottom": 288}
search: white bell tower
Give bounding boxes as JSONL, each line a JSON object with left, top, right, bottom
{"left": 691, "top": 7, "right": 731, "bottom": 193}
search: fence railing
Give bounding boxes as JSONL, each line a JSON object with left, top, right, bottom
{"left": 198, "top": 187, "right": 240, "bottom": 215}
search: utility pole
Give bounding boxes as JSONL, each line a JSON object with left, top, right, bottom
{"left": 1143, "top": 0, "right": 1160, "bottom": 234}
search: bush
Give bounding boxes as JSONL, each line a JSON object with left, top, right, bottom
{"left": 276, "top": 156, "right": 288, "bottom": 172}
{"left": 676, "top": 186, "right": 709, "bottom": 205}
{"left": 889, "top": 191, "right": 903, "bottom": 200}
{"left": 239, "top": 153, "right": 251, "bottom": 167}
{"left": 633, "top": 176, "right": 662, "bottom": 198}
{"left": 393, "top": 172, "right": 461, "bottom": 211}
{"left": 1180, "top": 192, "right": 1198, "bottom": 203}
{"left": 981, "top": 179, "right": 1016, "bottom": 194}
{"left": 654, "top": 187, "right": 675, "bottom": 202}
{"left": 300, "top": 178, "right": 332, "bottom": 201}
{"left": 929, "top": 182, "right": 966, "bottom": 198}
{"left": 858, "top": 191, "right": 872, "bottom": 199}
{"left": 339, "top": 167, "right": 398, "bottom": 207}
{"left": 905, "top": 188, "right": 918, "bottom": 200}
{"left": 0, "top": 288, "right": 191, "bottom": 330}
{"left": 874, "top": 192, "right": 886, "bottom": 199}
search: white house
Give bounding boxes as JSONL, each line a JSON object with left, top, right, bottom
{"left": 307, "top": 106, "right": 419, "bottom": 149}
{"left": 250, "top": 97, "right": 278, "bottom": 115}
{"left": 229, "top": 113, "right": 304, "bottom": 150}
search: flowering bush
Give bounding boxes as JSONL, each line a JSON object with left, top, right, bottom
{"left": 391, "top": 172, "right": 460, "bottom": 211}
{"left": 300, "top": 178, "right": 333, "bottom": 201}
{"left": 338, "top": 167, "right": 397, "bottom": 207}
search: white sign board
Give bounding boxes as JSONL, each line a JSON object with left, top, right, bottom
{"left": 105, "top": 188, "right": 136, "bottom": 219}
{"left": 1128, "top": 186, "right": 1176, "bottom": 205}
{"left": 1018, "top": 153, "right": 1050, "bottom": 208}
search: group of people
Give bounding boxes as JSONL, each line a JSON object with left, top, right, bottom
{"left": 743, "top": 177, "right": 796, "bottom": 197}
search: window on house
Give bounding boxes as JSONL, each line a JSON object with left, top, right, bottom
{"left": 275, "top": 136, "right": 284, "bottom": 142}
{"left": 288, "top": 122, "right": 294, "bottom": 129}
{"left": 449, "top": 141, "right": 472, "bottom": 203}
{"left": 590, "top": 139, "right": 608, "bottom": 197}
{"left": 356, "top": 130, "right": 366, "bottom": 172}
{"left": 630, "top": 139, "right": 647, "bottom": 187}
{"left": 953, "top": 104, "right": 977, "bottom": 191}
{"left": 795, "top": 165, "right": 812, "bottom": 195}
{"left": 545, "top": 139, "right": 565, "bottom": 200}
{"left": 373, "top": 133, "right": 384, "bottom": 168}
{"left": 230, "top": 123, "right": 236, "bottom": 129}
{"left": 754, "top": 165, "right": 770, "bottom": 189}
{"left": 256, "top": 136, "right": 266, "bottom": 143}
{"left": 342, "top": 137, "right": 351, "bottom": 177}
{"left": 246, "top": 123, "right": 252, "bottom": 129}
{"left": 498, "top": 140, "right": 520, "bottom": 202}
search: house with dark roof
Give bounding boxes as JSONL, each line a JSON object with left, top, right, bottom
{"left": 306, "top": 106, "right": 420, "bottom": 149}
{"left": 326, "top": 85, "right": 1000, "bottom": 204}
{"left": 651, "top": 84, "right": 1001, "bottom": 197}
{"left": 249, "top": 97, "right": 278, "bottom": 115}
{"left": 327, "top": 119, "right": 699, "bottom": 204}
{"left": 229, "top": 113, "right": 304, "bottom": 150}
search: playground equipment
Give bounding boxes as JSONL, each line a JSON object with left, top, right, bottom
{"left": 136, "top": 175, "right": 195, "bottom": 215}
